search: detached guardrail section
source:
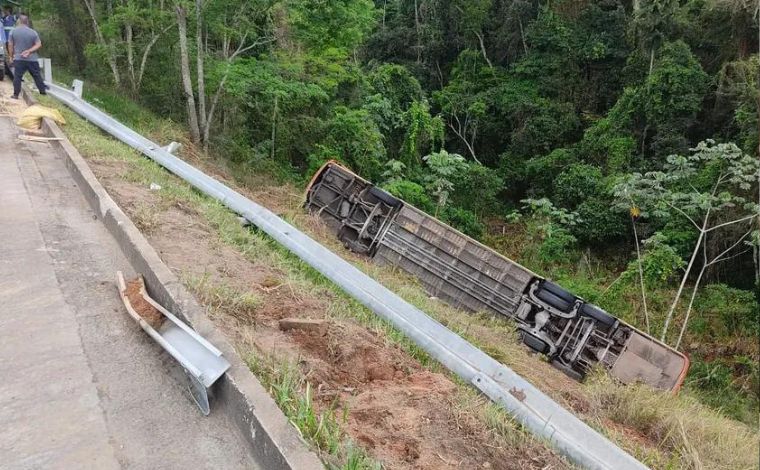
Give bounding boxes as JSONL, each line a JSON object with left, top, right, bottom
{"left": 46, "top": 78, "right": 649, "bottom": 470}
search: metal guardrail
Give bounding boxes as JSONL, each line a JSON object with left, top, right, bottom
{"left": 116, "top": 272, "right": 231, "bottom": 415}
{"left": 45, "top": 77, "right": 649, "bottom": 470}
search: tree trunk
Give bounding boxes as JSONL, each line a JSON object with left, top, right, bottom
{"left": 632, "top": 218, "right": 650, "bottom": 334}
{"left": 203, "top": 73, "right": 229, "bottom": 152}
{"left": 195, "top": 0, "right": 207, "bottom": 138}
{"left": 83, "top": 0, "right": 121, "bottom": 87}
{"left": 125, "top": 22, "right": 136, "bottom": 92}
{"left": 661, "top": 226, "right": 706, "bottom": 342}
{"left": 414, "top": 0, "right": 421, "bottom": 63}
{"left": 270, "top": 95, "right": 278, "bottom": 160}
{"left": 136, "top": 31, "right": 166, "bottom": 90}
{"left": 675, "top": 265, "right": 705, "bottom": 350}
{"left": 518, "top": 17, "right": 528, "bottom": 55}
{"left": 648, "top": 46, "right": 655, "bottom": 76}
{"left": 475, "top": 31, "right": 493, "bottom": 68}
{"left": 176, "top": 5, "right": 201, "bottom": 143}
{"left": 675, "top": 227, "right": 753, "bottom": 349}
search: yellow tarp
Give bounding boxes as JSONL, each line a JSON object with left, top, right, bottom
{"left": 17, "top": 105, "right": 66, "bottom": 130}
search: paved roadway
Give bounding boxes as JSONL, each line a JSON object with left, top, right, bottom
{"left": 0, "top": 110, "right": 259, "bottom": 469}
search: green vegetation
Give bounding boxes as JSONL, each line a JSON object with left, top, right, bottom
{"left": 44, "top": 94, "right": 571, "bottom": 468}
{"left": 247, "top": 355, "right": 381, "bottom": 470}
{"left": 28, "top": 0, "right": 759, "bottom": 459}
{"left": 43, "top": 79, "right": 757, "bottom": 468}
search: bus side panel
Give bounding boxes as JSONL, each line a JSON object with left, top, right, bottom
{"left": 375, "top": 205, "right": 534, "bottom": 317}
{"left": 611, "top": 331, "right": 689, "bottom": 391}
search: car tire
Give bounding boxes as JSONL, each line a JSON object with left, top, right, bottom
{"left": 580, "top": 303, "right": 618, "bottom": 331}
{"left": 535, "top": 280, "right": 576, "bottom": 312}
{"left": 367, "top": 186, "right": 402, "bottom": 208}
{"left": 520, "top": 330, "right": 550, "bottom": 355}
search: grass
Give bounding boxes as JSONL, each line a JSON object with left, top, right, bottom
{"left": 39, "top": 93, "right": 557, "bottom": 464}
{"left": 42, "top": 82, "right": 759, "bottom": 470}
{"left": 586, "top": 374, "right": 760, "bottom": 470}
{"left": 246, "top": 354, "right": 381, "bottom": 470}
{"left": 185, "top": 274, "right": 261, "bottom": 323}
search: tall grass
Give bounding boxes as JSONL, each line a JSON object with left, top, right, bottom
{"left": 587, "top": 374, "right": 760, "bottom": 469}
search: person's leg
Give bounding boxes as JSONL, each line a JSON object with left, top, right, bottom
{"left": 26, "top": 61, "right": 46, "bottom": 95}
{"left": 12, "top": 60, "right": 27, "bottom": 98}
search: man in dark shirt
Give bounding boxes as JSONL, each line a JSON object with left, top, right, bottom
{"left": 2, "top": 7, "right": 15, "bottom": 42}
{"left": 8, "top": 14, "right": 46, "bottom": 99}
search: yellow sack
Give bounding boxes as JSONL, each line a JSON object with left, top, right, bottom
{"left": 17, "top": 105, "right": 66, "bottom": 130}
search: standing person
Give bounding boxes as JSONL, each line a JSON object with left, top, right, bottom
{"left": 8, "top": 14, "right": 46, "bottom": 99}
{"left": 2, "top": 6, "right": 15, "bottom": 42}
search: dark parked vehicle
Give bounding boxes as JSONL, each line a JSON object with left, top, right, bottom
{"left": 305, "top": 161, "right": 690, "bottom": 392}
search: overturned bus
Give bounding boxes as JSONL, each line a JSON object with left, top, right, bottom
{"left": 305, "top": 161, "right": 690, "bottom": 392}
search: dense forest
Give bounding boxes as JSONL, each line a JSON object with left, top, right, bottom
{"left": 28, "top": 0, "right": 758, "bottom": 422}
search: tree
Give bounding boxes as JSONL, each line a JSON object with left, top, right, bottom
{"left": 433, "top": 50, "right": 496, "bottom": 163}
{"left": 614, "top": 140, "right": 760, "bottom": 344}
{"left": 640, "top": 41, "right": 709, "bottom": 157}
{"left": 451, "top": 0, "right": 494, "bottom": 67}
{"left": 175, "top": 0, "right": 275, "bottom": 147}
{"left": 320, "top": 106, "right": 386, "bottom": 179}
{"left": 83, "top": 0, "right": 123, "bottom": 87}
{"left": 520, "top": 198, "right": 581, "bottom": 265}
{"left": 422, "top": 150, "right": 467, "bottom": 214}
{"left": 82, "top": 0, "right": 174, "bottom": 91}
{"left": 399, "top": 100, "right": 444, "bottom": 167}
{"left": 630, "top": 0, "right": 678, "bottom": 75}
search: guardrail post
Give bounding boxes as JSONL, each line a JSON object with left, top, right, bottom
{"left": 72, "top": 80, "right": 84, "bottom": 99}
{"left": 40, "top": 58, "right": 53, "bottom": 85}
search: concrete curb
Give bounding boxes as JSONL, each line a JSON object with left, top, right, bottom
{"left": 22, "top": 89, "right": 323, "bottom": 470}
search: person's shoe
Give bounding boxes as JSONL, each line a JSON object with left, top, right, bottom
{"left": 10, "top": 95, "right": 18, "bottom": 99}
{"left": 39, "top": 92, "right": 47, "bottom": 96}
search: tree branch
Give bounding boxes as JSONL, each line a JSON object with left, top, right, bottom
{"left": 706, "top": 213, "right": 757, "bottom": 232}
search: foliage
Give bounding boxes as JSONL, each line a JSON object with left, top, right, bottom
{"left": 573, "top": 198, "right": 629, "bottom": 245}
{"left": 692, "top": 284, "right": 759, "bottom": 337}
{"left": 34, "top": 0, "right": 760, "bottom": 427}
{"left": 399, "top": 100, "right": 445, "bottom": 166}
{"left": 640, "top": 41, "right": 710, "bottom": 156}
{"left": 522, "top": 148, "right": 577, "bottom": 197}
{"left": 450, "top": 163, "right": 504, "bottom": 216}
{"left": 441, "top": 207, "right": 486, "bottom": 239}
{"left": 383, "top": 179, "right": 435, "bottom": 213}
{"left": 422, "top": 150, "right": 468, "bottom": 212}
{"left": 617, "top": 140, "right": 759, "bottom": 222}
{"left": 554, "top": 163, "right": 604, "bottom": 208}
{"left": 520, "top": 198, "right": 581, "bottom": 264}
{"left": 621, "top": 234, "right": 686, "bottom": 290}
{"left": 321, "top": 106, "right": 387, "bottom": 179}
{"left": 685, "top": 357, "right": 759, "bottom": 424}
{"left": 288, "top": 0, "right": 376, "bottom": 55}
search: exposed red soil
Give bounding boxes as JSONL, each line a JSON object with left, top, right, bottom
{"left": 125, "top": 278, "right": 164, "bottom": 329}
{"left": 88, "top": 156, "right": 568, "bottom": 469}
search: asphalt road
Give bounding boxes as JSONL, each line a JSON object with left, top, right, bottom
{"left": 0, "top": 110, "right": 259, "bottom": 469}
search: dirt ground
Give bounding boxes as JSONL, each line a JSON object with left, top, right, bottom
{"left": 0, "top": 80, "right": 27, "bottom": 115}
{"left": 83, "top": 155, "right": 569, "bottom": 469}
{"left": 124, "top": 278, "right": 165, "bottom": 329}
